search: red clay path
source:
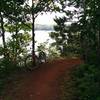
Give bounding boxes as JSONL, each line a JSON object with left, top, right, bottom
{"left": 2, "top": 58, "right": 82, "bottom": 100}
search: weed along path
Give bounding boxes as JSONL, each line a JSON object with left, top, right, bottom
{"left": 2, "top": 58, "right": 82, "bottom": 100}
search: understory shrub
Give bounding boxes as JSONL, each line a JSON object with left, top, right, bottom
{"left": 0, "top": 57, "right": 23, "bottom": 95}
{"left": 73, "top": 64, "right": 100, "bottom": 100}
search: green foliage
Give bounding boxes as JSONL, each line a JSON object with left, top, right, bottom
{"left": 49, "top": 17, "right": 68, "bottom": 56}
{"left": 6, "top": 32, "right": 31, "bottom": 66}
{"left": 0, "top": 31, "right": 31, "bottom": 70}
{"left": 0, "top": 31, "right": 31, "bottom": 94}
{"left": 47, "top": 46, "right": 60, "bottom": 60}
{"left": 58, "top": 0, "right": 100, "bottom": 64}
{"left": 37, "top": 42, "right": 47, "bottom": 52}
{"left": 36, "top": 41, "right": 60, "bottom": 60}
{"left": 50, "top": 17, "right": 81, "bottom": 57}
{"left": 73, "top": 64, "right": 100, "bottom": 100}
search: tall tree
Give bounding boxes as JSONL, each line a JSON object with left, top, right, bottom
{"left": 0, "top": 0, "right": 27, "bottom": 58}
{"left": 50, "top": 16, "right": 68, "bottom": 56}
{"left": 64, "top": 0, "right": 100, "bottom": 64}
{"left": 30, "top": 0, "right": 65, "bottom": 64}
{"left": 0, "top": 12, "right": 6, "bottom": 56}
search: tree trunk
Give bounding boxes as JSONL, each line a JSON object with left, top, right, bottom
{"left": 32, "top": 1, "right": 36, "bottom": 66}
{"left": 0, "top": 12, "right": 6, "bottom": 57}
{"left": 15, "top": 23, "right": 19, "bottom": 66}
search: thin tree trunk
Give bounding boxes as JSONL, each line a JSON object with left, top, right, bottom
{"left": 15, "top": 23, "right": 19, "bottom": 66}
{"left": 0, "top": 12, "right": 6, "bottom": 57}
{"left": 32, "top": 1, "right": 36, "bottom": 66}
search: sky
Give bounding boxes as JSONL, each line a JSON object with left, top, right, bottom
{"left": 35, "top": 13, "right": 55, "bottom": 25}
{"left": 28, "top": 0, "right": 55, "bottom": 25}
{"left": 35, "top": 12, "right": 65, "bottom": 25}
{"left": 29, "top": 0, "right": 66, "bottom": 25}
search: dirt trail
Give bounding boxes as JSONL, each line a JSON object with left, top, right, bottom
{"left": 2, "top": 58, "right": 82, "bottom": 100}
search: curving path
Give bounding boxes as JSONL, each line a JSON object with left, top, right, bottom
{"left": 2, "top": 58, "right": 82, "bottom": 100}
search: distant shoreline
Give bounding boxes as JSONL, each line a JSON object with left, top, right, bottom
{"left": 35, "top": 24, "right": 54, "bottom": 31}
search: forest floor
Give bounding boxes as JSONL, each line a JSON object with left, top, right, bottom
{"left": 1, "top": 58, "right": 82, "bottom": 100}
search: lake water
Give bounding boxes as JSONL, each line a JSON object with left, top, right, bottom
{"left": 35, "top": 30, "right": 53, "bottom": 44}
{"left": 0, "top": 30, "right": 54, "bottom": 50}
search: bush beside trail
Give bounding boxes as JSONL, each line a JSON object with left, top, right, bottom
{"left": 73, "top": 64, "right": 100, "bottom": 100}
{"left": 60, "top": 64, "right": 100, "bottom": 100}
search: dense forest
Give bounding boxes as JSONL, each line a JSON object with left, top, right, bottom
{"left": 0, "top": 0, "right": 100, "bottom": 100}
